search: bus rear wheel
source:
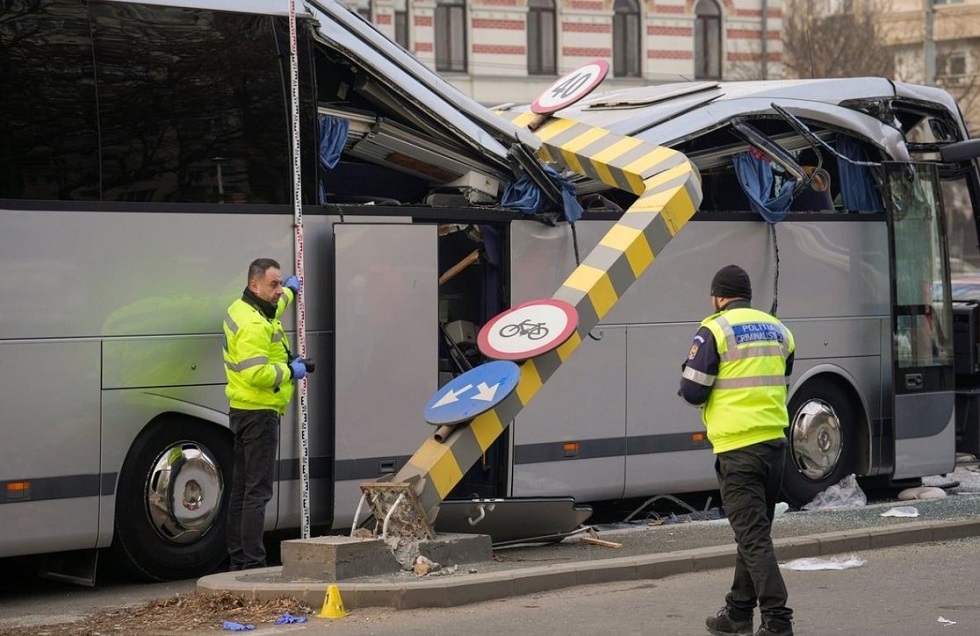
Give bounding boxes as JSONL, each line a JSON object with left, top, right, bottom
{"left": 112, "top": 417, "right": 232, "bottom": 581}
{"left": 781, "top": 380, "right": 858, "bottom": 509}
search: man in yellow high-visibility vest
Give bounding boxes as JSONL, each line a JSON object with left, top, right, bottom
{"left": 679, "top": 265, "right": 796, "bottom": 636}
{"left": 223, "top": 258, "right": 309, "bottom": 571}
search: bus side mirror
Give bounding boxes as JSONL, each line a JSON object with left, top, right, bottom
{"left": 940, "top": 138, "right": 980, "bottom": 163}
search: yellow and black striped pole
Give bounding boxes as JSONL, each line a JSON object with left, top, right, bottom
{"left": 362, "top": 113, "right": 702, "bottom": 535}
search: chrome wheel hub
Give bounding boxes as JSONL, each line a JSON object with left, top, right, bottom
{"left": 790, "top": 399, "right": 843, "bottom": 480}
{"left": 146, "top": 442, "right": 223, "bottom": 544}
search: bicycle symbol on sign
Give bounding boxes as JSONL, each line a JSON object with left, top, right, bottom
{"left": 498, "top": 319, "right": 550, "bottom": 341}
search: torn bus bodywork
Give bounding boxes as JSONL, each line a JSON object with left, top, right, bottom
{"left": 303, "top": 7, "right": 980, "bottom": 538}
{"left": 492, "top": 78, "right": 980, "bottom": 510}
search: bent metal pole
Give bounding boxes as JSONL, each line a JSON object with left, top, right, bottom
{"left": 288, "top": 0, "right": 311, "bottom": 539}
{"left": 362, "top": 114, "right": 702, "bottom": 537}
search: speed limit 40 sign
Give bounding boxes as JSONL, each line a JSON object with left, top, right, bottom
{"left": 531, "top": 59, "right": 610, "bottom": 115}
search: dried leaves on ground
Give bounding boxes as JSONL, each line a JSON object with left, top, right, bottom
{"left": 0, "top": 591, "right": 313, "bottom": 636}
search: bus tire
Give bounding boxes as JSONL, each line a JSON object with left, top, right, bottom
{"left": 111, "top": 417, "right": 232, "bottom": 581}
{"left": 781, "top": 379, "right": 858, "bottom": 508}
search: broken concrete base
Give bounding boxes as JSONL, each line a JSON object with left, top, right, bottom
{"left": 391, "top": 532, "right": 493, "bottom": 571}
{"left": 281, "top": 533, "right": 492, "bottom": 581}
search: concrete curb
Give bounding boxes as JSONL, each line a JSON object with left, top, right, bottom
{"left": 196, "top": 518, "right": 980, "bottom": 609}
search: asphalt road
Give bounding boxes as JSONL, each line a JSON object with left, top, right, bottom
{"left": 1, "top": 468, "right": 977, "bottom": 633}
{"left": 4, "top": 513, "right": 977, "bottom": 635}
{"left": 0, "top": 557, "right": 197, "bottom": 630}
{"left": 193, "top": 536, "right": 980, "bottom": 635}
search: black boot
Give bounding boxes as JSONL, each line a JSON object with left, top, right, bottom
{"left": 754, "top": 619, "right": 793, "bottom": 636}
{"left": 705, "top": 607, "right": 753, "bottom": 636}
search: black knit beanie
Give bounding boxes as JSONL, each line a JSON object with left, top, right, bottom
{"left": 710, "top": 265, "right": 752, "bottom": 300}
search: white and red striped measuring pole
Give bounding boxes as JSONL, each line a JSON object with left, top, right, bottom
{"left": 288, "top": 0, "right": 311, "bottom": 539}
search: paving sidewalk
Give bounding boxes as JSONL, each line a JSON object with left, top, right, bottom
{"left": 197, "top": 492, "right": 980, "bottom": 609}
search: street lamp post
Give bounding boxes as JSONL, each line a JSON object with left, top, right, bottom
{"left": 924, "top": 0, "right": 936, "bottom": 85}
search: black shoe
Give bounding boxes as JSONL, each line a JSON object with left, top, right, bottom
{"left": 240, "top": 561, "right": 267, "bottom": 571}
{"left": 754, "top": 620, "right": 793, "bottom": 636}
{"left": 705, "top": 607, "right": 753, "bottom": 636}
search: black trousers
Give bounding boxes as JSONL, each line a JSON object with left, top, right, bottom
{"left": 226, "top": 408, "right": 279, "bottom": 570}
{"left": 715, "top": 438, "right": 793, "bottom": 628}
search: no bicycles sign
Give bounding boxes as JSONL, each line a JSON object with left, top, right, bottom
{"left": 478, "top": 299, "right": 579, "bottom": 361}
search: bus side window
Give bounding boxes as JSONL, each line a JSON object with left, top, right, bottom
{"left": 834, "top": 135, "right": 884, "bottom": 214}
{"left": 0, "top": 0, "right": 100, "bottom": 201}
{"left": 90, "top": 3, "right": 292, "bottom": 205}
{"left": 790, "top": 147, "right": 836, "bottom": 213}
{"left": 941, "top": 176, "right": 980, "bottom": 298}
{"left": 703, "top": 170, "right": 753, "bottom": 212}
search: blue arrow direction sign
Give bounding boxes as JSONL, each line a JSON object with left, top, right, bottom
{"left": 424, "top": 360, "right": 521, "bottom": 426}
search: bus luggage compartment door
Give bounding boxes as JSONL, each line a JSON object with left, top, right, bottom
{"left": 332, "top": 222, "right": 438, "bottom": 526}
{"left": 508, "top": 220, "right": 626, "bottom": 501}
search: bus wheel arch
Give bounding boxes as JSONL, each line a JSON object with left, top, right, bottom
{"left": 111, "top": 413, "right": 233, "bottom": 581}
{"left": 781, "top": 375, "right": 867, "bottom": 508}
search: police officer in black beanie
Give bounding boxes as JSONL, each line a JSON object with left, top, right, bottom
{"left": 679, "top": 265, "right": 797, "bottom": 636}
{"left": 710, "top": 264, "right": 753, "bottom": 303}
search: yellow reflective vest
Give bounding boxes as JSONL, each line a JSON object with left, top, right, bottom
{"left": 222, "top": 289, "right": 295, "bottom": 414}
{"left": 701, "top": 307, "right": 795, "bottom": 454}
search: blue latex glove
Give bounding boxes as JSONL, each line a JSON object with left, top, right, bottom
{"left": 289, "top": 357, "right": 307, "bottom": 380}
{"left": 222, "top": 621, "right": 255, "bottom": 631}
{"left": 275, "top": 613, "right": 308, "bottom": 625}
{"left": 283, "top": 275, "right": 301, "bottom": 294}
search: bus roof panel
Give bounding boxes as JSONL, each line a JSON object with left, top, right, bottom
{"left": 307, "top": 0, "right": 541, "bottom": 167}
{"left": 110, "top": 0, "right": 542, "bottom": 175}
{"left": 630, "top": 98, "right": 910, "bottom": 161}
{"left": 581, "top": 81, "right": 720, "bottom": 109}
{"left": 536, "top": 78, "right": 903, "bottom": 139}
{"left": 103, "top": 0, "right": 298, "bottom": 16}
{"left": 892, "top": 82, "right": 971, "bottom": 137}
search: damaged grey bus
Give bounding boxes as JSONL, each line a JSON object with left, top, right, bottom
{"left": 4, "top": 0, "right": 980, "bottom": 581}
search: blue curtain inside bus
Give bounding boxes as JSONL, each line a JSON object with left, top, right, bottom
{"left": 836, "top": 136, "right": 883, "bottom": 212}
{"left": 501, "top": 164, "right": 584, "bottom": 222}
{"left": 733, "top": 151, "right": 796, "bottom": 224}
{"left": 318, "top": 115, "right": 350, "bottom": 203}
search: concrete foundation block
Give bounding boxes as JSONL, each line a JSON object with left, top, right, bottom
{"left": 415, "top": 532, "right": 493, "bottom": 566}
{"left": 281, "top": 536, "right": 401, "bottom": 580}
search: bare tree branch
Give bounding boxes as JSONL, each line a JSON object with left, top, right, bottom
{"left": 782, "top": 0, "right": 900, "bottom": 78}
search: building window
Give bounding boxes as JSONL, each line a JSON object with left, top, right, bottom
{"left": 435, "top": 0, "right": 467, "bottom": 72}
{"left": 816, "top": 0, "right": 854, "bottom": 14}
{"left": 948, "top": 53, "right": 967, "bottom": 77}
{"left": 350, "top": 0, "right": 371, "bottom": 21}
{"left": 528, "top": 0, "right": 557, "bottom": 75}
{"left": 942, "top": 52, "right": 969, "bottom": 86}
{"left": 694, "top": 0, "right": 722, "bottom": 80}
{"left": 394, "top": 0, "right": 409, "bottom": 48}
{"left": 613, "top": 0, "right": 641, "bottom": 78}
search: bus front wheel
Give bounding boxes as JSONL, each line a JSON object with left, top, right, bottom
{"left": 781, "top": 380, "right": 858, "bottom": 509}
{"left": 112, "top": 417, "right": 232, "bottom": 581}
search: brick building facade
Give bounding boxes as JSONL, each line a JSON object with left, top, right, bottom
{"left": 884, "top": 0, "right": 980, "bottom": 133}
{"left": 346, "top": 0, "right": 782, "bottom": 104}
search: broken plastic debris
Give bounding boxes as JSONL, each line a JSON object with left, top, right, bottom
{"left": 275, "top": 613, "right": 308, "bottom": 625}
{"left": 222, "top": 621, "right": 255, "bottom": 631}
{"left": 880, "top": 506, "right": 919, "bottom": 518}
{"left": 802, "top": 474, "right": 867, "bottom": 511}
{"left": 938, "top": 616, "right": 957, "bottom": 626}
{"left": 413, "top": 555, "right": 441, "bottom": 576}
{"left": 780, "top": 555, "right": 866, "bottom": 571}
{"left": 898, "top": 486, "right": 946, "bottom": 500}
